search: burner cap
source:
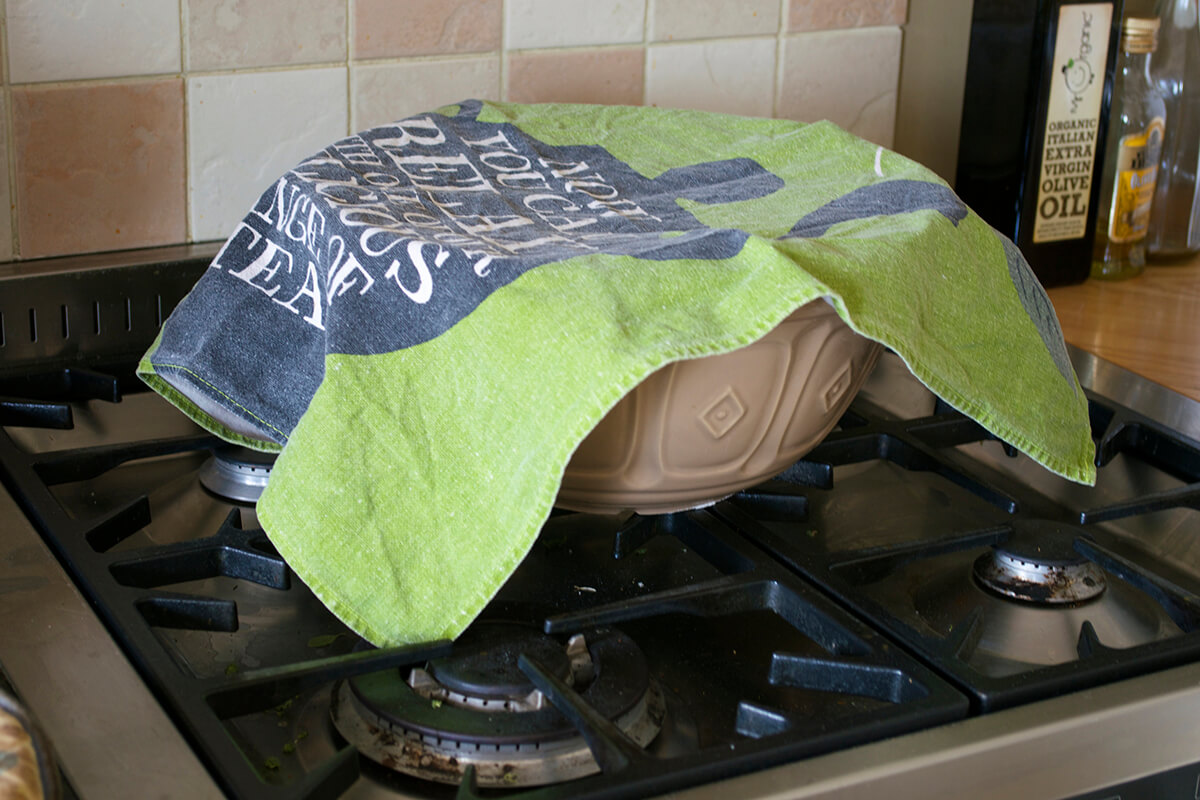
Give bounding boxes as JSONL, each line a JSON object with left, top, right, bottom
{"left": 973, "top": 519, "right": 1106, "bottom": 605}
{"left": 426, "top": 626, "right": 573, "bottom": 702}
{"left": 331, "top": 625, "right": 663, "bottom": 787}
{"left": 198, "top": 446, "right": 275, "bottom": 503}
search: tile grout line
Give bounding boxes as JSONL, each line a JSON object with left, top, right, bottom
{"left": 502, "top": 40, "right": 688, "bottom": 56}
{"left": 0, "top": 32, "right": 867, "bottom": 94}
{"left": 2, "top": 0, "right": 17, "bottom": 259}
{"left": 498, "top": 0, "right": 508, "bottom": 102}
{"left": 345, "top": 0, "right": 353, "bottom": 133}
{"left": 774, "top": 0, "right": 788, "bottom": 119}
{"left": 7, "top": 61, "right": 358, "bottom": 90}
{"left": 643, "top": 0, "right": 652, "bottom": 104}
{"left": 179, "top": 0, "right": 192, "bottom": 245}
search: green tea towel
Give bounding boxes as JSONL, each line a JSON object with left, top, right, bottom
{"left": 138, "top": 100, "right": 1096, "bottom": 646}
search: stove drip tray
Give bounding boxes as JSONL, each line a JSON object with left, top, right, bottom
{"left": 331, "top": 623, "right": 664, "bottom": 787}
{"left": 973, "top": 520, "right": 1107, "bottom": 605}
{"left": 198, "top": 445, "right": 276, "bottom": 503}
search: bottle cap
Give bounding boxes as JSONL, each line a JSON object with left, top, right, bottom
{"left": 1121, "top": 17, "right": 1160, "bottom": 53}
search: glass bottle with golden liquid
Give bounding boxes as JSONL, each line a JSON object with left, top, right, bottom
{"left": 1092, "top": 16, "right": 1168, "bottom": 279}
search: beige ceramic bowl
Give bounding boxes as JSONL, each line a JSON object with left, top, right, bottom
{"left": 556, "top": 300, "right": 882, "bottom": 514}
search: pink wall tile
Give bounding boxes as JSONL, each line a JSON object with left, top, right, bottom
{"left": 188, "top": 0, "right": 347, "bottom": 71}
{"left": 789, "top": 0, "right": 907, "bottom": 31}
{"left": 13, "top": 80, "right": 185, "bottom": 259}
{"left": 353, "top": 0, "right": 501, "bottom": 59}
{"left": 507, "top": 49, "right": 644, "bottom": 105}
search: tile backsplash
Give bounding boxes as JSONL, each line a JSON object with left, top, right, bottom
{"left": 1, "top": 0, "right": 910, "bottom": 263}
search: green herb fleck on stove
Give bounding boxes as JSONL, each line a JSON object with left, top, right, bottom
{"left": 306, "top": 633, "right": 345, "bottom": 648}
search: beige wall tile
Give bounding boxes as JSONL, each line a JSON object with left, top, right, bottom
{"left": 353, "top": 0, "right": 501, "bottom": 59}
{"left": 9, "top": 0, "right": 181, "bottom": 83}
{"left": 188, "top": 0, "right": 347, "bottom": 71}
{"left": 507, "top": 49, "right": 643, "bottom": 105}
{"left": 652, "top": 0, "right": 780, "bottom": 42}
{"left": 789, "top": 0, "right": 907, "bottom": 31}
{"left": 13, "top": 80, "right": 185, "bottom": 259}
{"left": 506, "top": 0, "right": 645, "bottom": 49}
{"left": 646, "top": 38, "right": 776, "bottom": 117}
{"left": 188, "top": 69, "right": 348, "bottom": 242}
{"left": 779, "top": 27, "right": 902, "bottom": 146}
{"left": 353, "top": 57, "right": 500, "bottom": 130}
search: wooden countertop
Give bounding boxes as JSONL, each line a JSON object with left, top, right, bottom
{"left": 1046, "top": 254, "right": 1200, "bottom": 402}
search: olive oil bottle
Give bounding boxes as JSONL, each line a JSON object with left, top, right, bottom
{"left": 957, "top": 1, "right": 1122, "bottom": 287}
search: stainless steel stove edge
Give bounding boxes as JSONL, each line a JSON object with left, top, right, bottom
{"left": 0, "top": 482, "right": 224, "bottom": 799}
{"left": 0, "top": 242, "right": 221, "bottom": 281}
{"left": 3, "top": 255, "right": 1199, "bottom": 800}
{"left": 1070, "top": 345, "right": 1200, "bottom": 443}
{"left": 659, "top": 660, "right": 1200, "bottom": 800}
{"left": 0, "top": 243, "right": 218, "bottom": 380}
{"left": 7, "top": 443, "right": 1198, "bottom": 800}
{"left": 655, "top": 346, "right": 1200, "bottom": 800}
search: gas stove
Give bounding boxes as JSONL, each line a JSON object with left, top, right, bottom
{"left": 2, "top": 247, "right": 1200, "bottom": 800}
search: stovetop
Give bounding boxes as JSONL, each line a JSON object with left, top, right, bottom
{"left": 2, "top": 249, "right": 1200, "bottom": 800}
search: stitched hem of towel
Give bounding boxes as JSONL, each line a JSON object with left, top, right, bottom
{"left": 255, "top": 288, "right": 824, "bottom": 646}
{"left": 153, "top": 281, "right": 1095, "bottom": 646}
{"left": 486, "top": 102, "right": 1094, "bottom": 484}
{"left": 824, "top": 297, "right": 1097, "bottom": 486}
{"left": 137, "top": 358, "right": 285, "bottom": 454}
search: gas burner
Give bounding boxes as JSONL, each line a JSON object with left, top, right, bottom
{"left": 908, "top": 519, "right": 1182, "bottom": 677}
{"left": 331, "top": 624, "right": 664, "bottom": 787}
{"left": 973, "top": 520, "right": 1106, "bottom": 605}
{"left": 198, "top": 445, "right": 275, "bottom": 503}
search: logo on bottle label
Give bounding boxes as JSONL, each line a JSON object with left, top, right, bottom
{"left": 1108, "top": 117, "right": 1165, "bottom": 243}
{"left": 1033, "top": 3, "right": 1113, "bottom": 244}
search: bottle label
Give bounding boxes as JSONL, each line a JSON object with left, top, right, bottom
{"left": 1033, "top": 2, "right": 1114, "bottom": 244}
{"left": 1108, "top": 118, "right": 1165, "bottom": 243}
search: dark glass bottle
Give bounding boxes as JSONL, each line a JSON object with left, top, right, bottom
{"left": 957, "top": 0, "right": 1123, "bottom": 287}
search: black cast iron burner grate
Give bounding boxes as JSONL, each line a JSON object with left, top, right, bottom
{"left": 407, "top": 508, "right": 970, "bottom": 800}
{"left": 0, "top": 376, "right": 969, "bottom": 800}
{"left": 0, "top": 376, "right": 419, "bottom": 798}
{"left": 719, "top": 392, "right": 1200, "bottom": 712}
